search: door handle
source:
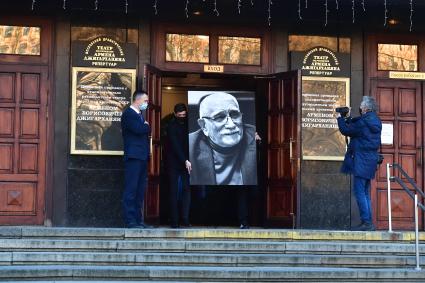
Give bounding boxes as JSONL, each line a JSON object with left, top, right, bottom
{"left": 289, "top": 138, "right": 294, "bottom": 161}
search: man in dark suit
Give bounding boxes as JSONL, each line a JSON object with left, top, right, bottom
{"left": 121, "top": 91, "right": 151, "bottom": 228}
{"left": 166, "top": 103, "right": 192, "bottom": 228}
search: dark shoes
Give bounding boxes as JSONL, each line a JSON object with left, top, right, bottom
{"left": 127, "top": 222, "right": 153, "bottom": 229}
{"left": 170, "top": 222, "right": 192, "bottom": 229}
{"left": 352, "top": 222, "right": 375, "bottom": 231}
{"left": 239, "top": 223, "right": 250, "bottom": 229}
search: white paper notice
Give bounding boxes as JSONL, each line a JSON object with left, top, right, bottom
{"left": 381, "top": 123, "right": 393, "bottom": 145}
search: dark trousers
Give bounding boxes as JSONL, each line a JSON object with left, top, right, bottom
{"left": 237, "top": 187, "right": 249, "bottom": 225}
{"left": 168, "top": 168, "right": 191, "bottom": 225}
{"left": 123, "top": 158, "right": 147, "bottom": 226}
{"left": 353, "top": 176, "right": 372, "bottom": 224}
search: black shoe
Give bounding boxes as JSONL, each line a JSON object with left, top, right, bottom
{"left": 180, "top": 222, "right": 192, "bottom": 228}
{"left": 138, "top": 222, "right": 153, "bottom": 229}
{"left": 170, "top": 224, "right": 179, "bottom": 229}
{"left": 352, "top": 222, "right": 375, "bottom": 231}
{"left": 239, "top": 224, "right": 250, "bottom": 229}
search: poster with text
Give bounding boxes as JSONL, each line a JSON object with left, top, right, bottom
{"left": 71, "top": 67, "right": 136, "bottom": 155}
{"left": 301, "top": 77, "right": 350, "bottom": 160}
{"left": 188, "top": 91, "right": 257, "bottom": 186}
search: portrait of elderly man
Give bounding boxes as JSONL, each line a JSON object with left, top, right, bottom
{"left": 188, "top": 91, "right": 257, "bottom": 186}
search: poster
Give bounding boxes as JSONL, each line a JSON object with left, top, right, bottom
{"left": 301, "top": 77, "right": 350, "bottom": 160}
{"left": 292, "top": 47, "right": 351, "bottom": 161}
{"left": 70, "top": 37, "right": 137, "bottom": 155}
{"left": 188, "top": 91, "right": 257, "bottom": 186}
{"left": 70, "top": 67, "right": 136, "bottom": 155}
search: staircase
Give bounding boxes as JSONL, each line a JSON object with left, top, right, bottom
{"left": 0, "top": 227, "right": 424, "bottom": 282}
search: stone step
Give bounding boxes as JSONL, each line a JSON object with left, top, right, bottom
{"left": 0, "top": 251, "right": 422, "bottom": 268}
{"left": 0, "top": 238, "right": 423, "bottom": 255}
{"left": 0, "top": 265, "right": 424, "bottom": 282}
{"left": 2, "top": 227, "right": 425, "bottom": 243}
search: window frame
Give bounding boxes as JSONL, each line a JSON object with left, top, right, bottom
{"left": 152, "top": 22, "right": 271, "bottom": 74}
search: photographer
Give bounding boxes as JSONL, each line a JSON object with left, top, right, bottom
{"left": 336, "top": 96, "right": 382, "bottom": 231}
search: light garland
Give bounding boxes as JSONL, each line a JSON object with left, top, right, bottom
{"left": 31, "top": 0, "right": 36, "bottom": 10}
{"left": 94, "top": 0, "right": 98, "bottom": 11}
{"left": 125, "top": 0, "right": 128, "bottom": 14}
{"left": 335, "top": 0, "right": 338, "bottom": 10}
{"left": 268, "top": 0, "right": 272, "bottom": 26}
{"left": 305, "top": 0, "right": 308, "bottom": 9}
{"left": 362, "top": 0, "right": 365, "bottom": 11}
{"left": 251, "top": 0, "right": 254, "bottom": 6}
{"left": 298, "top": 0, "right": 302, "bottom": 20}
{"left": 153, "top": 0, "right": 158, "bottom": 15}
{"left": 410, "top": 0, "right": 413, "bottom": 31}
{"left": 238, "top": 0, "right": 242, "bottom": 14}
{"left": 214, "top": 0, "right": 219, "bottom": 16}
{"left": 384, "top": 0, "right": 388, "bottom": 26}
{"left": 185, "top": 0, "right": 189, "bottom": 18}
{"left": 325, "top": 0, "right": 329, "bottom": 26}
{"left": 352, "top": 0, "right": 355, "bottom": 23}
{"left": 63, "top": 0, "right": 66, "bottom": 10}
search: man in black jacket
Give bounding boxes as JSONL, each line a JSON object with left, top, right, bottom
{"left": 166, "top": 103, "right": 192, "bottom": 228}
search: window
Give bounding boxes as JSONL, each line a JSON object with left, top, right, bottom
{"left": 289, "top": 35, "right": 350, "bottom": 53}
{"left": 218, "top": 36, "right": 261, "bottom": 65}
{"left": 378, "top": 44, "right": 417, "bottom": 71}
{"left": 166, "top": 34, "right": 209, "bottom": 63}
{"left": 0, "top": 25, "right": 41, "bottom": 55}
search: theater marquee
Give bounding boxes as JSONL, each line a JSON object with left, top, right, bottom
{"left": 70, "top": 37, "right": 137, "bottom": 155}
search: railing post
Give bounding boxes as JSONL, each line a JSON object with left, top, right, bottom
{"left": 386, "top": 163, "right": 393, "bottom": 232}
{"left": 414, "top": 194, "right": 421, "bottom": 271}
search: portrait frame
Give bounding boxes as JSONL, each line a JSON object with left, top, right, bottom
{"left": 70, "top": 67, "right": 136, "bottom": 155}
{"left": 301, "top": 76, "right": 350, "bottom": 161}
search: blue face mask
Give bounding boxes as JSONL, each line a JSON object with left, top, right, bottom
{"left": 139, "top": 102, "right": 148, "bottom": 111}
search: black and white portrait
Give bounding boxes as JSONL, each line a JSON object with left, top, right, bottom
{"left": 188, "top": 91, "right": 257, "bottom": 186}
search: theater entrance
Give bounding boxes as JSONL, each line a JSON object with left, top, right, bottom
{"left": 144, "top": 65, "right": 301, "bottom": 228}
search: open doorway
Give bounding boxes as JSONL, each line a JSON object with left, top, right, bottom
{"left": 145, "top": 66, "right": 300, "bottom": 228}
{"left": 158, "top": 72, "right": 265, "bottom": 227}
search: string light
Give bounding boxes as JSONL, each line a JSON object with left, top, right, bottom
{"left": 94, "top": 0, "right": 98, "bottom": 11}
{"left": 153, "top": 0, "right": 158, "bottom": 15}
{"left": 384, "top": 0, "right": 388, "bottom": 26}
{"left": 325, "top": 0, "right": 329, "bottom": 26}
{"left": 268, "top": 0, "right": 272, "bottom": 26}
{"left": 410, "top": 0, "right": 413, "bottom": 31}
{"left": 298, "top": 0, "right": 302, "bottom": 20}
{"left": 213, "top": 0, "right": 219, "bottom": 16}
{"left": 352, "top": 0, "right": 355, "bottom": 23}
{"left": 238, "top": 0, "right": 242, "bottom": 14}
{"left": 125, "top": 0, "right": 128, "bottom": 14}
{"left": 185, "top": 0, "right": 189, "bottom": 18}
{"left": 251, "top": 0, "right": 254, "bottom": 5}
{"left": 335, "top": 0, "right": 338, "bottom": 10}
{"left": 63, "top": 0, "right": 66, "bottom": 10}
{"left": 31, "top": 0, "right": 36, "bottom": 10}
{"left": 305, "top": 0, "right": 308, "bottom": 9}
{"left": 362, "top": 0, "right": 366, "bottom": 11}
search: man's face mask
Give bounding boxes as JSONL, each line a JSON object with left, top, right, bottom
{"left": 139, "top": 102, "right": 148, "bottom": 111}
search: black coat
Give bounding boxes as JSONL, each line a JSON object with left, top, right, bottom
{"left": 166, "top": 118, "right": 189, "bottom": 171}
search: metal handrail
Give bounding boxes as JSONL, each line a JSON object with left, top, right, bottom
{"left": 386, "top": 163, "right": 424, "bottom": 271}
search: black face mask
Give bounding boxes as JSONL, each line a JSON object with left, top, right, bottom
{"left": 177, "top": 117, "right": 187, "bottom": 124}
{"left": 359, "top": 108, "right": 363, "bottom": 115}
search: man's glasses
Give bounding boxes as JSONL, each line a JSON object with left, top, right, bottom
{"left": 202, "top": 110, "right": 243, "bottom": 123}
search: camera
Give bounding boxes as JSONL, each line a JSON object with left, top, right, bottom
{"left": 335, "top": 106, "right": 350, "bottom": 118}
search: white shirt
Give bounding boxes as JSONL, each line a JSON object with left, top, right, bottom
{"left": 130, "top": 105, "right": 141, "bottom": 114}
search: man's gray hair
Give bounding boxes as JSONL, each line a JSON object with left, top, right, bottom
{"left": 360, "top": 96, "right": 378, "bottom": 112}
